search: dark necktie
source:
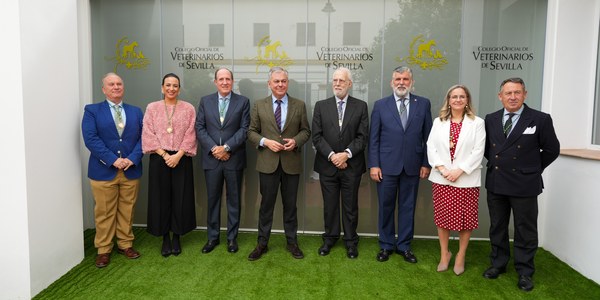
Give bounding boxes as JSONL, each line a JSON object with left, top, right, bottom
{"left": 275, "top": 99, "right": 282, "bottom": 131}
{"left": 503, "top": 113, "right": 515, "bottom": 137}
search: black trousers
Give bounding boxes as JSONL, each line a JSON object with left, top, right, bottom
{"left": 319, "top": 170, "right": 361, "bottom": 248}
{"left": 487, "top": 191, "right": 538, "bottom": 276}
{"left": 257, "top": 163, "right": 299, "bottom": 245}
{"left": 146, "top": 153, "right": 196, "bottom": 236}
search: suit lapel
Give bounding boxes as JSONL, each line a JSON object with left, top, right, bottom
{"left": 282, "top": 97, "right": 296, "bottom": 132}
{"left": 207, "top": 94, "right": 221, "bottom": 126}
{"left": 263, "top": 97, "right": 278, "bottom": 131}
{"left": 326, "top": 98, "right": 340, "bottom": 131}
{"left": 104, "top": 101, "right": 120, "bottom": 137}
{"left": 385, "top": 96, "right": 403, "bottom": 129}
{"left": 405, "top": 95, "right": 420, "bottom": 130}
{"left": 504, "top": 106, "right": 532, "bottom": 147}
{"left": 341, "top": 97, "right": 356, "bottom": 133}
{"left": 222, "top": 93, "right": 240, "bottom": 127}
{"left": 454, "top": 117, "right": 473, "bottom": 154}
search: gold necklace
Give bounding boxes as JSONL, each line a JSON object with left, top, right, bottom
{"left": 164, "top": 100, "right": 177, "bottom": 133}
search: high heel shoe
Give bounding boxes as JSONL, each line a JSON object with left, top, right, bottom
{"left": 453, "top": 264, "right": 465, "bottom": 276}
{"left": 161, "top": 234, "right": 172, "bottom": 257}
{"left": 437, "top": 251, "right": 452, "bottom": 272}
{"left": 453, "top": 256, "right": 465, "bottom": 276}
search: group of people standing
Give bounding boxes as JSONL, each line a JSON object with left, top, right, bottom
{"left": 82, "top": 66, "right": 559, "bottom": 292}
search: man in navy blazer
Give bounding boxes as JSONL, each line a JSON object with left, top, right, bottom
{"left": 196, "top": 68, "right": 250, "bottom": 254}
{"left": 82, "top": 73, "right": 143, "bottom": 268}
{"left": 368, "top": 66, "right": 432, "bottom": 263}
{"left": 482, "top": 78, "right": 560, "bottom": 292}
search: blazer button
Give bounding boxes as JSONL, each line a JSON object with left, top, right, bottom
{"left": 494, "top": 166, "right": 498, "bottom": 170}
{"left": 492, "top": 143, "right": 496, "bottom": 147}
{"left": 119, "top": 139, "right": 122, "bottom": 142}
{"left": 513, "top": 157, "right": 517, "bottom": 159}
{"left": 512, "top": 168, "right": 516, "bottom": 172}
{"left": 517, "top": 145, "right": 521, "bottom": 148}
{"left": 495, "top": 155, "right": 499, "bottom": 159}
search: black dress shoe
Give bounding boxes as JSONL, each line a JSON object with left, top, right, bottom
{"left": 376, "top": 249, "right": 393, "bottom": 262}
{"left": 227, "top": 239, "right": 238, "bottom": 253}
{"left": 248, "top": 244, "right": 268, "bottom": 261}
{"left": 482, "top": 266, "right": 507, "bottom": 279}
{"left": 518, "top": 275, "right": 534, "bottom": 292}
{"left": 171, "top": 235, "right": 181, "bottom": 256}
{"left": 347, "top": 246, "right": 359, "bottom": 259}
{"left": 318, "top": 244, "right": 332, "bottom": 256}
{"left": 161, "top": 238, "right": 172, "bottom": 257}
{"left": 202, "top": 240, "right": 220, "bottom": 254}
{"left": 397, "top": 249, "right": 417, "bottom": 263}
{"left": 287, "top": 243, "right": 304, "bottom": 259}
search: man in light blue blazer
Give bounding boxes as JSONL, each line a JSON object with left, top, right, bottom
{"left": 82, "top": 73, "right": 144, "bottom": 268}
{"left": 196, "top": 68, "right": 250, "bottom": 254}
{"left": 368, "top": 66, "right": 432, "bottom": 263}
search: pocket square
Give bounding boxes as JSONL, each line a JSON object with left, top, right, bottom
{"left": 523, "top": 126, "right": 536, "bottom": 134}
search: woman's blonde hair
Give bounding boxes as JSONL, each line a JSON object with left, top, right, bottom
{"left": 439, "top": 84, "right": 476, "bottom": 121}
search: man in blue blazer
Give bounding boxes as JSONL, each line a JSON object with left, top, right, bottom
{"left": 482, "top": 78, "right": 560, "bottom": 292}
{"left": 368, "top": 66, "right": 432, "bottom": 263}
{"left": 196, "top": 68, "right": 250, "bottom": 254}
{"left": 82, "top": 73, "right": 144, "bottom": 268}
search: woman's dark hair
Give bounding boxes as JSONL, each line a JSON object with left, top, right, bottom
{"left": 162, "top": 73, "right": 181, "bottom": 87}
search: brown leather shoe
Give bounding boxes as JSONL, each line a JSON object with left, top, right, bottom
{"left": 287, "top": 243, "right": 304, "bottom": 259}
{"left": 248, "top": 244, "right": 268, "bottom": 261}
{"left": 117, "top": 247, "right": 141, "bottom": 259}
{"left": 95, "top": 253, "right": 110, "bottom": 268}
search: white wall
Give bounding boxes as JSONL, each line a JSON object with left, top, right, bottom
{"left": 540, "top": 0, "right": 600, "bottom": 284}
{"left": 0, "top": 0, "right": 85, "bottom": 298}
{"left": 0, "top": 0, "right": 32, "bottom": 298}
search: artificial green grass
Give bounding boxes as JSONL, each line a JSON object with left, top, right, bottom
{"left": 34, "top": 227, "right": 600, "bottom": 299}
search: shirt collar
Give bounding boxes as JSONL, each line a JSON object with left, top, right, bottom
{"left": 335, "top": 95, "right": 349, "bottom": 103}
{"left": 503, "top": 105, "right": 524, "bottom": 116}
{"left": 219, "top": 92, "right": 231, "bottom": 101}
{"left": 272, "top": 94, "right": 288, "bottom": 104}
{"left": 106, "top": 99, "right": 122, "bottom": 108}
{"left": 394, "top": 93, "right": 410, "bottom": 103}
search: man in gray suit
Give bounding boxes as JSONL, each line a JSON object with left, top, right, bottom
{"left": 196, "top": 67, "right": 250, "bottom": 254}
{"left": 247, "top": 67, "right": 311, "bottom": 260}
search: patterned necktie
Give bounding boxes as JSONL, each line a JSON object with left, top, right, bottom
{"left": 275, "top": 99, "right": 282, "bottom": 131}
{"left": 399, "top": 99, "right": 408, "bottom": 128}
{"left": 112, "top": 105, "right": 124, "bottom": 136}
{"left": 503, "top": 113, "right": 515, "bottom": 137}
{"left": 219, "top": 97, "right": 228, "bottom": 124}
{"left": 337, "top": 100, "right": 344, "bottom": 129}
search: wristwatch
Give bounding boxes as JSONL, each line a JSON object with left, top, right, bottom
{"left": 224, "top": 144, "right": 231, "bottom": 152}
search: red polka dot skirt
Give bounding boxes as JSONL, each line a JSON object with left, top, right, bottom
{"left": 432, "top": 183, "right": 479, "bottom": 231}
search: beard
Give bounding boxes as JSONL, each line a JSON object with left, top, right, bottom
{"left": 394, "top": 86, "right": 409, "bottom": 98}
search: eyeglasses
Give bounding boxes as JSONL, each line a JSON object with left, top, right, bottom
{"left": 332, "top": 79, "right": 347, "bottom": 84}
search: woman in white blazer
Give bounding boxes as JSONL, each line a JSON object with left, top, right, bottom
{"left": 427, "top": 85, "right": 485, "bottom": 275}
